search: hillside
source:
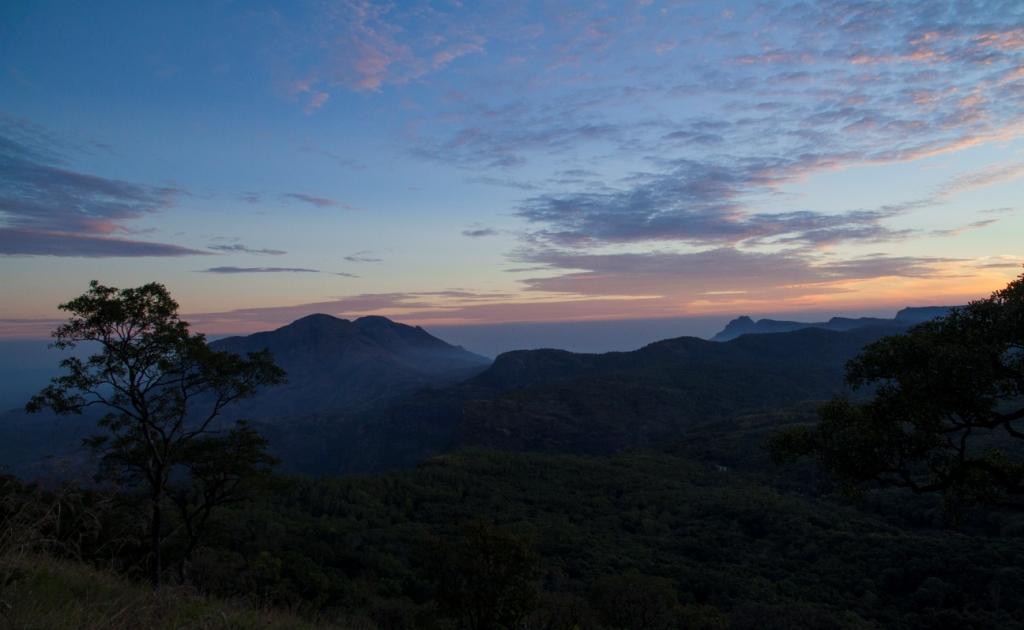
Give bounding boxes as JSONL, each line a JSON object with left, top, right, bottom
{"left": 0, "top": 314, "right": 490, "bottom": 480}
{"left": 328, "top": 326, "right": 897, "bottom": 474}
{"left": 138, "top": 450, "right": 1024, "bottom": 628}
{"left": 0, "top": 553, "right": 336, "bottom": 629}
{"left": 209, "top": 314, "right": 490, "bottom": 419}
{"left": 1, "top": 317, "right": 917, "bottom": 479}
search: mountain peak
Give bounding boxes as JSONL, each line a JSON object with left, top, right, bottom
{"left": 283, "top": 314, "right": 409, "bottom": 334}
{"left": 209, "top": 314, "right": 490, "bottom": 418}
{"left": 710, "top": 316, "right": 759, "bottom": 342}
{"left": 289, "top": 313, "right": 350, "bottom": 327}
{"left": 354, "top": 315, "right": 400, "bottom": 328}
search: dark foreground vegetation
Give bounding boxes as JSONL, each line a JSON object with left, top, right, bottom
{"left": 7, "top": 448, "right": 1024, "bottom": 629}
{"left": 2, "top": 271, "right": 1023, "bottom": 628}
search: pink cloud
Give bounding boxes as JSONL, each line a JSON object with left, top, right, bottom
{"left": 974, "top": 28, "right": 1024, "bottom": 51}
{"left": 295, "top": 0, "right": 486, "bottom": 94}
{"left": 304, "top": 91, "right": 330, "bottom": 113}
{"left": 431, "top": 38, "right": 485, "bottom": 70}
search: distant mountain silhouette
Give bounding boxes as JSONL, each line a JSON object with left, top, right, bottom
{"left": 334, "top": 325, "right": 902, "bottom": 474}
{"left": 0, "top": 312, "right": 945, "bottom": 479}
{"left": 710, "top": 306, "right": 957, "bottom": 341}
{"left": 0, "top": 314, "right": 489, "bottom": 479}
{"left": 210, "top": 314, "right": 491, "bottom": 419}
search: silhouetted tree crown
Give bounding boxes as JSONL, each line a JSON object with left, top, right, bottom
{"left": 771, "top": 270, "right": 1024, "bottom": 506}
{"left": 27, "top": 281, "right": 285, "bottom": 586}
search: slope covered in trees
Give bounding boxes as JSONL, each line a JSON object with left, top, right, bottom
{"left": 6, "top": 449, "right": 1024, "bottom": 629}
{"left": 6, "top": 274, "right": 1024, "bottom": 628}
{"left": 329, "top": 326, "right": 898, "bottom": 474}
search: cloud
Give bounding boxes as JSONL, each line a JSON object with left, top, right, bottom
{"left": 431, "top": 38, "right": 486, "bottom": 71}
{"left": 516, "top": 156, "right": 919, "bottom": 248}
{"left": 462, "top": 226, "right": 498, "bottom": 238}
{"left": 304, "top": 91, "right": 330, "bottom": 113}
{"left": 169, "top": 245, "right": 995, "bottom": 336}
{"left": 1, "top": 137, "right": 178, "bottom": 234}
{"left": 343, "top": 250, "right": 382, "bottom": 262}
{"left": 271, "top": 0, "right": 486, "bottom": 98}
{"left": 931, "top": 219, "right": 998, "bottom": 237}
{"left": 466, "top": 175, "right": 539, "bottom": 190}
{"left": 181, "top": 289, "right": 676, "bottom": 333}
{"left": 972, "top": 256, "right": 1024, "bottom": 270}
{"left": 0, "top": 122, "right": 201, "bottom": 257}
{"left": 515, "top": 248, "right": 956, "bottom": 298}
{"left": 201, "top": 266, "right": 322, "bottom": 274}
{"left": 411, "top": 118, "right": 622, "bottom": 169}
{"left": 283, "top": 192, "right": 352, "bottom": 209}
{"left": 393, "top": 0, "right": 1024, "bottom": 265}
{"left": 209, "top": 243, "right": 287, "bottom": 255}
{"left": 937, "top": 162, "right": 1024, "bottom": 196}
{"left": 296, "top": 146, "right": 365, "bottom": 170}
{"left": 0, "top": 228, "right": 207, "bottom": 257}
{"left": 200, "top": 266, "right": 359, "bottom": 277}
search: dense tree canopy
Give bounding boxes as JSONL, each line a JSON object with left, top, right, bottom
{"left": 772, "top": 271, "right": 1024, "bottom": 505}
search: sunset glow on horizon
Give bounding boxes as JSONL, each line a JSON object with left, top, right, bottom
{"left": 2, "top": 1, "right": 1022, "bottom": 340}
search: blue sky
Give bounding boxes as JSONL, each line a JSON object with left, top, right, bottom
{"left": 1, "top": 0, "right": 1022, "bottom": 339}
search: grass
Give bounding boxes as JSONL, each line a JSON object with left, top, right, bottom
{"left": 0, "top": 553, "right": 351, "bottom": 630}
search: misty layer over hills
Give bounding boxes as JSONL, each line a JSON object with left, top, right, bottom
{"left": 0, "top": 304, "right": 953, "bottom": 479}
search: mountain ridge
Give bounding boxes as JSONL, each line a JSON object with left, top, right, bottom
{"left": 331, "top": 325, "right": 901, "bottom": 474}
{"left": 1, "top": 312, "right": 940, "bottom": 478}
{"left": 710, "top": 305, "right": 957, "bottom": 341}
{"left": 209, "top": 313, "right": 490, "bottom": 419}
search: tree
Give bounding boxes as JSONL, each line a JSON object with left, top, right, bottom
{"left": 27, "top": 281, "right": 285, "bottom": 587}
{"left": 165, "top": 421, "right": 276, "bottom": 582}
{"left": 588, "top": 572, "right": 682, "bottom": 630}
{"left": 431, "top": 520, "right": 539, "bottom": 629}
{"left": 771, "top": 270, "right": 1024, "bottom": 506}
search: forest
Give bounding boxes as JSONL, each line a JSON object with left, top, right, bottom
{"left": 1, "top": 272, "right": 1022, "bottom": 629}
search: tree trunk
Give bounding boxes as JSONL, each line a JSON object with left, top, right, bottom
{"left": 150, "top": 495, "right": 162, "bottom": 589}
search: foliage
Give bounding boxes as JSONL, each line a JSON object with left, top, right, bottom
{"left": 330, "top": 326, "right": 889, "bottom": 475}
{"left": 771, "top": 271, "right": 1024, "bottom": 506}
{"left": 5, "top": 445, "right": 1024, "bottom": 627}
{"left": 188, "top": 450, "right": 1024, "bottom": 628}
{"left": 0, "top": 552, "right": 335, "bottom": 630}
{"left": 588, "top": 573, "right": 681, "bottom": 630}
{"left": 8, "top": 276, "right": 1024, "bottom": 627}
{"left": 430, "top": 520, "right": 539, "bottom": 629}
{"left": 26, "top": 281, "right": 285, "bottom": 586}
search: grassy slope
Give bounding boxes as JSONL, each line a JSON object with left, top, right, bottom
{"left": 0, "top": 553, "right": 341, "bottom": 630}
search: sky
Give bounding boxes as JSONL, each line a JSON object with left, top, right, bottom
{"left": 1, "top": 0, "right": 1023, "bottom": 347}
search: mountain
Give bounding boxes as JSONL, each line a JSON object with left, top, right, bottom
{"left": 330, "top": 325, "right": 899, "bottom": 474}
{"left": 710, "top": 305, "right": 957, "bottom": 341}
{"left": 893, "top": 305, "right": 959, "bottom": 324}
{"left": 0, "top": 314, "right": 490, "bottom": 479}
{"left": 210, "top": 314, "right": 491, "bottom": 419}
{"left": 0, "top": 313, "right": 920, "bottom": 479}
